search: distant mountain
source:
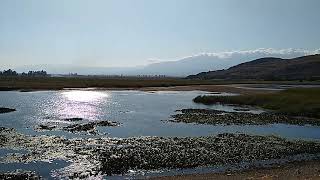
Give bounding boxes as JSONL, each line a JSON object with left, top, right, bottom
{"left": 136, "top": 49, "right": 320, "bottom": 76}
{"left": 13, "top": 49, "right": 320, "bottom": 77}
{"left": 187, "top": 54, "right": 320, "bottom": 80}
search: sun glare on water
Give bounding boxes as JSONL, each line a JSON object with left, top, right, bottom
{"left": 62, "top": 90, "right": 109, "bottom": 102}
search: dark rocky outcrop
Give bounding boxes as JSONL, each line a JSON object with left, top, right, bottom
{"left": 63, "top": 121, "right": 119, "bottom": 134}
{"left": 0, "top": 107, "right": 16, "bottom": 114}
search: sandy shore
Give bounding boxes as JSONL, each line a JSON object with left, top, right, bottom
{"left": 154, "top": 160, "right": 320, "bottom": 180}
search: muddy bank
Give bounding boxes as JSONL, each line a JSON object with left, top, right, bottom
{"left": 140, "top": 84, "right": 278, "bottom": 95}
{"left": 0, "top": 107, "right": 16, "bottom": 114}
{"left": 170, "top": 109, "right": 320, "bottom": 126}
{"left": 2, "top": 127, "right": 320, "bottom": 178}
{"left": 155, "top": 160, "right": 320, "bottom": 180}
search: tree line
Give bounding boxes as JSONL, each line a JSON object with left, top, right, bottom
{"left": 0, "top": 69, "right": 48, "bottom": 77}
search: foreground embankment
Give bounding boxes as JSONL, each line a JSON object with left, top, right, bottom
{"left": 1, "top": 127, "right": 320, "bottom": 178}
{"left": 155, "top": 160, "right": 320, "bottom": 180}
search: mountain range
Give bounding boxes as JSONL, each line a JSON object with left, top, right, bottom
{"left": 13, "top": 49, "right": 320, "bottom": 77}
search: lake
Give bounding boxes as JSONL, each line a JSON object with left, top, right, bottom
{"left": 0, "top": 89, "right": 320, "bottom": 140}
{"left": 2, "top": 89, "right": 320, "bottom": 179}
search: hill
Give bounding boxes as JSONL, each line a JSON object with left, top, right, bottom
{"left": 187, "top": 54, "right": 320, "bottom": 80}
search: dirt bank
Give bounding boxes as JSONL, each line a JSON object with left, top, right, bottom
{"left": 154, "top": 160, "right": 320, "bottom": 180}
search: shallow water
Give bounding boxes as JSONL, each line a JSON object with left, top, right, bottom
{"left": 1, "top": 89, "right": 320, "bottom": 178}
{"left": 0, "top": 159, "right": 70, "bottom": 179}
{"left": 0, "top": 90, "right": 320, "bottom": 140}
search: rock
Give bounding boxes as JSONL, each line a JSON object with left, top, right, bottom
{"left": 0, "top": 171, "right": 40, "bottom": 180}
{"left": 64, "top": 118, "right": 83, "bottom": 121}
{"left": 234, "top": 108, "right": 250, "bottom": 111}
{"left": 62, "top": 120, "right": 119, "bottom": 134}
{"left": 20, "top": 89, "right": 34, "bottom": 92}
{"left": 37, "top": 124, "right": 56, "bottom": 131}
{"left": 63, "top": 123, "right": 96, "bottom": 133}
{"left": 0, "top": 107, "right": 16, "bottom": 114}
{"left": 96, "top": 121, "right": 119, "bottom": 127}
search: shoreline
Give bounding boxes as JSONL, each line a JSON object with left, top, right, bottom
{"left": 154, "top": 160, "right": 320, "bottom": 180}
{"left": 2, "top": 127, "right": 320, "bottom": 178}
{"left": 2, "top": 84, "right": 282, "bottom": 95}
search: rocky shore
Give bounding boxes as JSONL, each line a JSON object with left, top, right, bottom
{"left": 170, "top": 109, "right": 320, "bottom": 126}
{"left": 1, "top": 127, "right": 320, "bottom": 178}
{"left": 62, "top": 120, "right": 119, "bottom": 134}
{"left": 0, "top": 171, "right": 40, "bottom": 180}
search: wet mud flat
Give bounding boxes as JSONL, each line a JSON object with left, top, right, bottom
{"left": 1, "top": 127, "right": 320, "bottom": 178}
{"left": 170, "top": 109, "right": 320, "bottom": 126}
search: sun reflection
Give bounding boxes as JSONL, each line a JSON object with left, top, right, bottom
{"left": 42, "top": 90, "right": 110, "bottom": 122}
{"left": 62, "top": 90, "right": 109, "bottom": 102}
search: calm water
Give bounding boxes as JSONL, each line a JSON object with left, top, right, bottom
{"left": 1, "top": 90, "right": 320, "bottom": 178}
{"left": 0, "top": 89, "right": 320, "bottom": 140}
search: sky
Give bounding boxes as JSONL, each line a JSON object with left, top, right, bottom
{"left": 0, "top": 0, "right": 320, "bottom": 68}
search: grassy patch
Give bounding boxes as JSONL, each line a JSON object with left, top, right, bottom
{"left": 193, "top": 88, "right": 320, "bottom": 118}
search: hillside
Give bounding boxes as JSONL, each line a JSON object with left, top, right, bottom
{"left": 187, "top": 54, "right": 320, "bottom": 80}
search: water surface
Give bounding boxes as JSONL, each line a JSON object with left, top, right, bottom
{"left": 0, "top": 90, "right": 319, "bottom": 140}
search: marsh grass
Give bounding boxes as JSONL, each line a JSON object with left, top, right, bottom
{"left": 0, "top": 76, "right": 213, "bottom": 90}
{"left": 1, "top": 76, "right": 319, "bottom": 91}
{"left": 194, "top": 88, "right": 320, "bottom": 118}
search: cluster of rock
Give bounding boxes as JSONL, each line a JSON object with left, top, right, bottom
{"left": 37, "top": 120, "right": 119, "bottom": 134}
{"left": 63, "top": 121, "right": 119, "bottom": 134}
{"left": 3, "top": 127, "right": 320, "bottom": 178}
{"left": 0, "top": 171, "right": 40, "bottom": 180}
{"left": 171, "top": 109, "right": 320, "bottom": 126}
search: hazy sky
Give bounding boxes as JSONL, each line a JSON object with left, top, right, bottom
{"left": 0, "top": 0, "right": 319, "bottom": 68}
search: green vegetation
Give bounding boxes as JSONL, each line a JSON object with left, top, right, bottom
{"left": 193, "top": 88, "right": 320, "bottom": 118}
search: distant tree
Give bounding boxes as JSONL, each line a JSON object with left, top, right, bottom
{"left": 2, "top": 69, "right": 18, "bottom": 76}
{"left": 26, "top": 70, "right": 47, "bottom": 77}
